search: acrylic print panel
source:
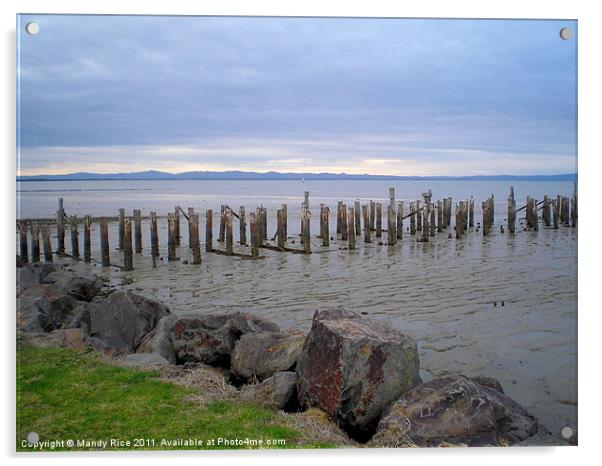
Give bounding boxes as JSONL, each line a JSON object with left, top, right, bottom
{"left": 16, "top": 15, "right": 577, "bottom": 451}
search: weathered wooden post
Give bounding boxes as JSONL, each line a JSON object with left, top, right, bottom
{"left": 70, "top": 215, "right": 79, "bottom": 261}
{"left": 430, "top": 203, "right": 436, "bottom": 237}
{"left": 239, "top": 206, "right": 247, "bottom": 245}
{"left": 416, "top": 200, "right": 422, "bottom": 231}
{"left": 340, "top": 203, "right": 348, "bottom": 241}
{"left": 362, "top": 204, "right": 371, "bottom": 243}
{"left": 375, "top": 203, "right": 382, "bottom": 238}
{"left": 441, "top": 198, "right": 448, "bottom": 229}
{"left": 320, "top": 205, "right": 329, "bottom": 247}
{"left": 19, "top": 221, "right": 28, "bottom": 264}
{"left": 218, "top": 205, "right": 225, "bottom": 242}
{"left": 168, "top": 213, "right": 177, "bottom": 261}
{"left": 277, "top": 208, "right": 285, "bottom": 250}
{"left": 336, "top": 201, "right": 343, "bottom": 234}
{"left": 190, "top": 213, "right": 202, "bottom": 264}
{"left": 57, "top": 198, "right": 65, "bottom": 255}
{"left": 562, "top": 196, "right": 570, "bottom": 227}
{"left": 482, "top": 200, "right": 491, "bottom": 236}
{"left": 410, "top": 202, "right": 416, "bottom": 235}
{"left": 533, "top": 199, "right": 539, "bottom": 232}
{"left": 250, "top": 212, "right": 259, "bottom": 257}
{"left": 397, "top": 201, "right": 403, "bottom": 240}
{"left": 446, "top": 197, "right": 452, "bottom": 227}
{"left": 301, "top": 204, "right": 311, "bottom": 254}
{"left": 174, "top": 207, "right": 181, "bottom": 246}
{"left": 456, "top": 204, "right": 463, "bottom": 239}
{"left": 571, "top": 182, "right": 578, "bottom": 227}
{"left": 542, "top": 195, "right": 551, "bottom": 226}
{"left": 354, "top": 201, "right": 361, "bottom": 236}
{"left": 134, "top": 209, "right": 142, "bottom": 253}
{"left": 422, "top": 191, "right": 432, "bottom": 242}
{"left": 387, "top": 206, "right": 396, "bottom": 245}
{"left": 553, "top": 198, "right": 560, "bottom": 229}
{"left": 118, "top": 208, "right": 125, "bottom": 250}
{"left": 508, "top": 187, "right": 516, "bottom": 234}
{"left": 123, "top": 218, "right": 133, "bottom": 271}
{"left": 84, "top": 215, "right": 91, "bottom": 263}
{"left": 348, "top": 207, "right": 356, "bottom": 250}
{"left": 187, "top": 207, "right": 194, "bottom": 248}
{"left": 150, "top": 211, "right": 159, "bottom": 258}
{"left": 469, "top": 196, "right": 474, "bottom": 228}
{"left": 282, "top": 204, "right": 288, "bottom": 239}
{"left": 261, "top": 207, "right": 268, "bottom": 241}
{"left": 369, "top": 201, "right": 375, "bottom": 231}
{"left": 30, "top": 223, "right": 40, "bottom": 263}
{"left": 41, "top": 225, "right": 53, "bottom": 263}
{"left": 225, "top": 209, "right": 233, "bottom": 255}
{"left": 100, "top": 218, "right": 110, "bottom": 267}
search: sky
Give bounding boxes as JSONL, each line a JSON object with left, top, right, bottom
{"left": 17, "top": 15, "right": 577, "bottom": 176}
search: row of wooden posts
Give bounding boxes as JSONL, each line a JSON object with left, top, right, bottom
{"left": 17, "top": 186, "right": 577, "bottom": 271}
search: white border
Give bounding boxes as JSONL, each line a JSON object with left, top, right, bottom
{"left": 2, "top": 1, "right": 600, "bottom": 465}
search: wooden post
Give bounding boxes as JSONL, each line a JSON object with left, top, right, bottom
{"left": 422, "top": 191, "right": 432, "bottom": 242}
{"left": 100, "top": 218, "right": 110, "bottom": 267}
{"left": 134, "top": 209, "right": 142, "bottom": 253}
{"left": 446, "top": 197, "right": 452, "bottom": 227}
{"left": 543, "top": 195, "right": 551, "bottom": 226}
{"left": 336, "top": 201, "right": 343, "bottom": 234}
{"left": 19, "top": 221, "right": 28, "bottom": 264}
{"left": 354, "top": 201, "right": 361, "bottom": 236}
{"left": 348, "top": 207, "right": 356, "bottom": 250}
{"left": 123, "top": 218, "right": 133, "bottom": 271}
{"left": 469, "top": 196, "right": 474, "bottom": 228}
{"left": 508, "top": 187, "right": 516, "bottom": 234}
{"left": 190, "top": 213, "right": 202, "bottom": 264}
{"left": 118, "top": 208, "right": 125, "bottom": 250}
{"left": 150, "top": 211, "right": 159, "bottom": 258}
{"left": 57, "top": 198, "right": 65, "bottom": 255}
{"left": 239, "top": 206, "right": 247, "bottom": 245}
{"left": 375, "top": 203, "right": 382, "bottom": 238}
{"left": 389, "top": 187, "right": 396, "bottom": 224}
{"left": 410, "top": 202, "right": 416, "bottom": 235}
{"left": 218, "top": 205, "right": 225, "bottom": 242}
{"left": 321, "top": 205, "right": 330, "bottom": 247}
{"left": 261, "top": 207, "right": 268, "bottom": 241}
{"left": 482, "top": 200, "right": 491, "bottom": 236}
{"left": 41, "top": 225, "right": 53, "bottom": 262}
{"left": 416, "top": 200, "right": 422, "bottom": 231}
{"left": 225, "top": 209, "right": 233, "bottom": 255}
{"left": 340, "top": 203, "right": 348, "bottom": 241}
{"left": 84, "top": 215, "right": 91, "bottom": 263}
{"left": 437, "top": 200, "right": 443, "bottom": 233}
{"left": 205, "top": 209, "right": 213, "bottom": 253}
{"left": 369, "top": 201, "right": 375, "bottom": 231}
{"left": 430, "top": 203, "right": 436, "bottom": 237}
{"left": 174, "top": 207, "right": 181, "bottom": 246}
{"left": 553, "top": 198, "right": 560, "bottom": 229}
{"left": 301, "top": 204, "right": 311, "bottom": 254}
{"left": 282, "top": 204, "right": 288, "bottom": 239}
{"left": 387, "top": 206, "right": 396, "bottom": 245}
{"left": 168, "top": 213, "right": 177, "bottom": 261}
{"left": 30, "top": 223, "right": 40, "bottom": 263}
{"left": 441, "top": 198, "right": 448, "bottom": 229}
{"left": 533, "top": 199, "right": 539, "bottom": 231}
{"left": 562, "top": 196, "right": 570, "bottom": 226}
{"left": 456, "top": 204, "right": 463, "bottom": 239}
{"left": 362, "top": 204, "right": 371, "bottom": 243}
{"left": 396, "top": 201, "right": 403, "bottom": 240}
{"left": 70, "top": 215, "right": 79, "bottom": 261}
{"left": 571, "top": 182, "right": 578, "bottom": 227}
{"left": 250, "top": 212, "right": 259, "bottom": 257}
{"left": 277, "top": 208, "right": 285, "bottom": 250}
{"left": 187, "top": 207, "right": 194, "bottom": 248}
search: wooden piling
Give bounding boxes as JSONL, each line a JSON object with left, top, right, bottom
{"left": 123, "top": 218, "right": 133, "bottom": 271}
{"left": 250, "top": 212, "right": 259, "bottom": 257}
{"left": 455, "top": 204, "right": 463, "bottom": 239}
{"left": 301, "top": 204, "right": 311, "bottom": 254}
{"left": 508, "top": 187, "right": 516, "bottom": 234}
{"left": 205, "top": 209, "right": 213, "bottom": 252}
{"left": 19, "top": 221, "right": 28, "bottom": 264}
{"left": 187, "top": 207, "right": 194, "bottom": 248}
{"left": 396, "top": 201, "right": 403, "bottom": 240}
{"left": 416, "top": 200, "right": 422, "bottom": 231}
{"left": 482, "top": 200, "right": 492, "bottom": 236}
{"left": 369, "top": 201, "right": 375, "bottom": 231}
{"left": 174, "top": 207, "right": 181, "bottom": 246}
{"left": 189, "top": 213, "right": 202, "bottom": 264}
{"left": 100, "top": 218, "right": 110, "bottom": 267}
{"left": 218, "top": 205, "right": 225, "bottom": 243}
{"left": 533, "top": 199, "right": 539, "bottom": 231}
{"left": 261, "top": 207, "right": 268, "bottom": 241}
{"left": 41, "top": 224, "right": 53, "bottom": 263}
{"left": 282, "top": 204, "right": 288, "bottom": 238}
{"left": 362, "top": 204, "right": 371, "bottom": 243}
{"left": 446, "top": 197, "right": 452, "bottom": 227}
{"left": 118, "top": 208, "right": 125, "bottom": 250}
{"left": 30, "top": 223, "right": 40, "bottom": 263}
{"left": 469, "top": 196, "right": 474, "bottom": 228}
{"left": 84, "top": 215, "right": 91, "bottom": 262}
{"left": 543, "top": 195, "right": 551, "bottom": 226}
{"left": 70, "top": 215, "right": 79, "bottom": 261}
{"left": 277, "top": 208, "right": 286, "bottom": 250}
{"left": 168, "top": 213, "right": 177, "bottom": 261}
{"left": 150, "top": 211, "right": 159, "bottom": 258}
{"left": 422, "top": 191, "right": 432, "bottom": 242}
{"left": 571, "top": 182, "right": 578, "bottom": 227}
{"left": 387, "top": 206, "right": 396, "bottom": 245}
{"left": 348, "top": 207, "right": 356, "bottom": 250}
{"left": 341, "top": 203, "right": 348, "bottom": 241}
{"left": 320, "top": 205, "right": 330, "bottom": 247}
{"left": 134, "top": 209, "right": 142, "bottom": 253}
{"left": 354, "top": 201, "right": 361, "bottom": 236}
{"left": 375, "top": 203, "right": 382, "bottom": 239}
{"left": 430, "top": 203, "right": 436, "bottom": 237}
{"left": 410, "top": 202, "right": 416, "bottom": 235}
{"left": 437, "top": 200, "right": 443, "bottom": 233}
{"left": 553, "top": 199, "right": 559, "bottom": 229}
{"left": 57, "top": 198, "right": 65, "bottom": 255}
{"left": 239, "top": 206, "right": 247, "bottom": 245}
{"left": 225, "top": 209, "right": 233, "bottom": 255}
{"left": 336, "top": 201, "right": 343, "bottom": 234}
{"left": 562, "top": 196, "right": 570, "bottom": 227}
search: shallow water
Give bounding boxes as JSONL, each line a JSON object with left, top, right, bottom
{"left": 17, "top": 179, "right": 577, "bottom": 441}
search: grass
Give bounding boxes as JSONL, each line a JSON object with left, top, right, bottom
{"left": 16, "top": 345, "right": 334, "bottom": 451}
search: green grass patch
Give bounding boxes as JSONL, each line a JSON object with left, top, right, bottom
{"left": 16, "top": 345, "right": 331, "bottom": 451}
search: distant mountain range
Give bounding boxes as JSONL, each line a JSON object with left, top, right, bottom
{"left": 17, "top": 170, "right": 577, "bottom": 182}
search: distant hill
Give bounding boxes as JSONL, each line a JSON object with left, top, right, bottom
{"left": 17, "top": 170, "right": 577, "bottom": 182}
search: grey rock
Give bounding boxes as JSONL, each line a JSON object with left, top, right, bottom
{"left": 17, "top": 284, "right": 79, "bottom": 333}
{"left": 240, "top": 371, "right": 298, "bottom": 409}
{"left": 231, "top": 330, "right": 305, "bottom": 381}
{"left": 137, "top": 315, "right": 178, "bottom": 364}
{"left": 43, "top": 270, "right": 103, "bottom": 302}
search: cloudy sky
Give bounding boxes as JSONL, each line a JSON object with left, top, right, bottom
{"left": 17, "top": 15, "right": 577, "bottom": 176}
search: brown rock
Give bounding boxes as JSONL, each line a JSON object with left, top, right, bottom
{"left": 240, "top": 371, "right": 298, "bottom": 409}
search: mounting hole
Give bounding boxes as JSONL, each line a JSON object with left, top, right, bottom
{"left": 25, "top": 22, "right": 39, "bottom": 35}
{"left": 560, "top": 426, "right": 574, "bottom": 439}
{"left": 27, "top": 432, "right": 39, "bottom": 444}
{"left": 559, "top": 27, "right": 572, "bottom": 40}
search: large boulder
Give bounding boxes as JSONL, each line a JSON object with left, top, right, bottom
{"left": 137, "top": 315, "right": 178, "bottom": 364}
{"left": 239, "top": 371, "right": 298, "bottom": 410}
{"left": 170, "top": 312, "right": 279, "bottom": 366}
{"left": 231, "top": 330, "right": 305, "bottom": 381}
{"left": 296, "top": 308, "right": 421, "bottom": 438}
{"left": 43, "top": 270, "right": 103, "bottom": 302}
{"left": 17, "top": 263, "right": 58, "bottom": 291}
{"left": 371, "top": 374, "right": 538, "bottom": 447}
{"left": 17, "top": 284, "right": 79, "bottom": 333}
{"left": 70, "top": 291, "right": 171, "bottom": 352}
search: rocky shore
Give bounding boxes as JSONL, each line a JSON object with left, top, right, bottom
{"left": 17, "top": 263, "right": 562, "bottom": 447}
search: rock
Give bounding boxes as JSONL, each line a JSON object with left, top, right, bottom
{"left": 471, "top": 375, "right": 504, "bottom": 393}
{"left": 170, "top": 312, "right": 279, "bottom": 366}
{"left": 137, "top": 315, "right": 177, "bottom": 364}
{"left": 231, "top": 330, "right": 305, "bottom": 381}
{"left": 240, "top": 371, "right": 298, "bottom": 410}
{"left": 17, "top": 284, "right": 79, "bottom": 333}
{"left": 74, "top": 291, "right": 171, "bottom": 352}
{"left": 119, "top": 353, "right": 171, "bottom": 368}
{"left": 50, "top": 327, "right": 89, "bottom": 350}
{"left": 17, "top": 263, "right": 58, "bottom": 292}
{"left": 371, "top": 374, "right": 538, "bottom": 447}
{"left": 296, "top": 308, "right": 421, "bottom": 438}
{"left": 43, "top": 270, "right": 103, "bottom": 302}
